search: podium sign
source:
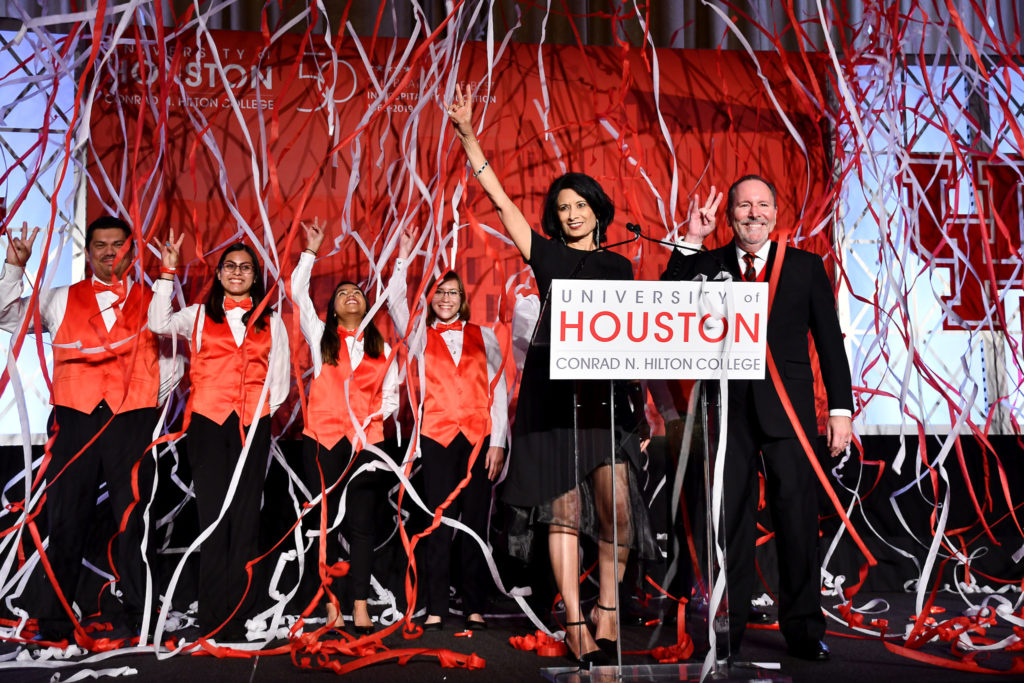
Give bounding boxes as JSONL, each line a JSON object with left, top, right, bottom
{"left": 549, "top": 279, "right": 768, "bottom": 380}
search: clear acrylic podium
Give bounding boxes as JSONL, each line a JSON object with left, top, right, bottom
{"left": 538, "top": 381, "right": 790, "bottom": 682}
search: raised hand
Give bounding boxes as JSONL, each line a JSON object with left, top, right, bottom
{"left": 397, "top": 225, "right": 417, "bottom": 260}
{"left": 446, "top": 83, "right": 474, "bottom": 139}
{"left": 160, "top": 228, "right": 185, "bottom": 270}
{"left": 5, "top": 222, "right": 39, "bottom": 268}
{"left": 684, "top": 186, "right": 723, "bottom": 244}
{"left": 301, "top": 217, "right": 325, "bottom": 254}
{"left": 445, "top": 80, "right": 532, "bottom": 259}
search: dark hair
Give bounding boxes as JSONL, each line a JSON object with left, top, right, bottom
{"left": 425, "top": 271, "right": 471, "bottom": 326}
{"left": 204, "top": 242, "right": 272, "bottom": 331}
{"left": 85, "top": 215, "right": 132, "bottom": 248}
{"left": 726, "top": 174, "right": 778, "bottom": 215}
{"left": 540, "top": 172, "right": 615, "bottom": 245}
{"left": 321, "top": 280, "right": 385, "bottom": 363}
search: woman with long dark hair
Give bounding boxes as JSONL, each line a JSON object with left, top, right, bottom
{"left": 291, "top": 219, "right": 398, "bottom": 634}
{"left": 149, "top": 233, "right": 290, "bottom": 641}
{"left": 447, "top": 85, "right": 654, "bottom": 665}
{"left": 388, "top": 227, "right": 507, "bottom": 632}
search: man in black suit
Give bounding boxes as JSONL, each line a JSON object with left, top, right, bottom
{"left": 661, "top": 175, "right": 854, "bottom": 661}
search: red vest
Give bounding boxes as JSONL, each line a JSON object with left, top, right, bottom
{"left": 190, "top": 310, "right": 273, "bottom": 425}
{"left": 304, "top": 336, "right": 389, "bottom": 449}
{"left": 51, "top": 280, "right": 160, "bottom": 414}
{"left": 420, "top": 323, "right": 490, "bottom": 447}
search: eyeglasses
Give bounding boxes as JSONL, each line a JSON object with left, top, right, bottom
{"left": 434, "top": 288, "right": 461, "bottom": 299}
{"left": 222, "top": 261, "right": 254, "bottom": 274}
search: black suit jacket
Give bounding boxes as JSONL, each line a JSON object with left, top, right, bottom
{"left": 661, "top": 240, "right": 853, "bottom": 439}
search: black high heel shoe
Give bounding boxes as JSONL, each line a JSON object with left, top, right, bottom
{"left": 421, "top": 616, "right": 444, "bottom": 632}
{"left": 350, "top": 621, "right": 375, "bottom": 635}
{"left": 563, "top": 620, "right": 609, "bottom": 667}
{"left": 591, "top": 604, "right": 618, "bottom": 657}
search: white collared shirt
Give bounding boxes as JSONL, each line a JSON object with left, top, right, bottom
{"left": 388, "top": 258, "right": 508, "bottom": 445}
{"left": 734, "top": 241, "right": 772, "bottom": 279}
{"left": 0, "top": 265, "right": 133, "bottom": 333}
{"left": 0, "top": 263, "right": 181, "bottom": 402}
{"left": 148, "top": 277, "right": 290, "bottom": 415}
{"left": 290, "top": 251, "right": 399, "bottom": 420}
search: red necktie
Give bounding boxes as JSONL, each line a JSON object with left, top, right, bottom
{"left": 92, "top": 279, "right": 126, "bottom": 304}
{"left": 742, "top": 253, "right": 757, "bottom": 282}
{"left": 224, "top": 298, "right": 253, "bottom": 311}
{"left": 435, "top": 320, "right": 464, "bottom": 333}
{"left": 338, "top": 325, "right": 361, "bottom": 339}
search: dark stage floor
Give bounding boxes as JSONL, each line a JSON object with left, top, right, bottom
{"left": 1, "top": 591, "right": 1018, "bottom": 682}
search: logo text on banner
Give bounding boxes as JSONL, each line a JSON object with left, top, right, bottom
{"left": 549, "top": 279, "right": 768, "bottom": 380}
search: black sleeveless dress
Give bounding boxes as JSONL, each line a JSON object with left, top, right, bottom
{"left": 500, "top": 230, "right": 658, "bottom": 561}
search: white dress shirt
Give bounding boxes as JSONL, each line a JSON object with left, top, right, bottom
{"left": 0, "top": 263, "right": 181, "bottom": 402}
{"left": 388, "top": 258, "right": 508, "bottom": 445}
{"left": 148, "top": 278, "right": 290, "bottom": 415}
{"left": 290, "top": 251, "right": 399, "bottom": 420}
{"left": 734, "top": 241, "right": 771, "bottom": 279}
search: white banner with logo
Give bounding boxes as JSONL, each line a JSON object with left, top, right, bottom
{"left": 549, "top": 279, "right": 768, "bottom": 379}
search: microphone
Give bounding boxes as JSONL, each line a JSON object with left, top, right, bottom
{"left": 638, "top": 221, "right": 736, "bottom": 282}
{"left": 597, "top": 226, "right": 641, "bottom": 252}
{"left": 626, "top": 221, "right": 688, "bottom": 250}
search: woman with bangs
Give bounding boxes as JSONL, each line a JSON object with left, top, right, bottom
{"left": 446, "top": 85, "right": 654, "bottom": 665}
{"left": 291, "top": 219, "right": 399, "bottom": 634}
{"left": 389, "top": 227, "right": 507, "bottom": 632}
{"left": 150, "top": 233, "right": 290, "bottom": 642}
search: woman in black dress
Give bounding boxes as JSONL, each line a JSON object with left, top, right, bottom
{"left": 447, "top": 85, "right": 654, "bottom": 664}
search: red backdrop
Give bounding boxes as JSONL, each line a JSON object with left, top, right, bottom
{"left": 87, "top": 30, "right": 834, "bottom": 427}
{"left": 88, "top": 30, "right": 832, "bottom": 298}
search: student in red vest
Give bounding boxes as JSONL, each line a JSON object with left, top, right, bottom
{"left": 0, "top": 217, "right": 173, "bottom": 644}
{"left": 291, "top": 219, "right": 398, "bottom": 634}
{"left": 388, "top": 226, "right": 507, "bottom": 632}
{"left": 149, "top": 234, "right": 290, "bottom": 642}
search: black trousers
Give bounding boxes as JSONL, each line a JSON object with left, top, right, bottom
{"left": 301, "top": 436, "right": 384, "bottom": 603}
{"left": 724, "top": 386, "right": 824, "bottom": 650}
{"left": 37, "top": 403, "right": 159, "bottom": 640}
{"left": 420, "top": 433, "right": 493, "bottom": 617}
{"left": 187, "top": 412, "right": 268, "bottom": 637}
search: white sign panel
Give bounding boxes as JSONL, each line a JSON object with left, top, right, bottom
{"left": 549, "top": 279, "right": 768, "bottom": 380}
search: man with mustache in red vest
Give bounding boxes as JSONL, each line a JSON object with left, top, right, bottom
{"left": 1, "top": 216, "right": 176, "bottom": 645}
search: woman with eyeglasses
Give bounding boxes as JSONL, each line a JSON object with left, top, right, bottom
{"left": 291, "top": 219, "right": 399, "bottom": 634}
{"left": 149, "top": 234, "right": 290, "bottom": 642}
{"left": 387, "top": 226, "right": 507, "bottom": 632}
{"left": 446, "top": 85, "right": 654, "bottom": 665}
